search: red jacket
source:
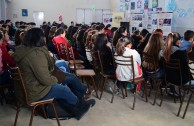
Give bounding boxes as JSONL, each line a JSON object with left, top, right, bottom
{"left": 104, "top": 29, "right": 111, "bottom": 42}
{"left": 0, "top": 44, "right": 16, "bottom": 72}
{"left": 52, "top": 36, "right": 78, "bottom": 60}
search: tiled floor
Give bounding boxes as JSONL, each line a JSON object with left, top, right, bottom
{"left": 0, "top": 90, "right": 193, "bottom": 126}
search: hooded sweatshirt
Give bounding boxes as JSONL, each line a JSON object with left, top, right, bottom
{"left": 13, "top": 45, "right": 58, "bottom": 103}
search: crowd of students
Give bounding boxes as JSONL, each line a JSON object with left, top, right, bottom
{"left": 0, "top": 19, "right": 194, "bottom": 119}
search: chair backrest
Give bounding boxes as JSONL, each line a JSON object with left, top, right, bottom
{"left": 97, "top": 51, "right": 105, "bottom": 74}
{"left": 90, "top": 51, "right": 99, "bottom": 71}
{"left": 68, "top": 46, "right": 77, "bottom": 69}
{"left": 142, "top": 52, "right": 158, "bottom": 71}
{"left": 114, "top": 55, "right": 135, "bottom": 82}
{"left": 8, "top": 66, "right": 31, "bottom": 106}
{"left": 60, "top": 43, "right": 69, "bottom": 61}
{"left": 163, "top": 59, "right": 182, "bottom": 86}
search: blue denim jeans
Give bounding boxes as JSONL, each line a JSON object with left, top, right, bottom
{"left": 55, "top": 60, "right": 70, "bottom": 73}
{"left": 40, "top": 72, "right": 87, "bottom": 105}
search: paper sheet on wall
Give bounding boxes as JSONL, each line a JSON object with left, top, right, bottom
{"left": 130, "top": 13, "right": 143, "bottom": 35}
{"left": 158, "top": 12, "right": 173, "bottom": 36}
{"left": 112, "top": 12, "right": 125, "bottom": 27}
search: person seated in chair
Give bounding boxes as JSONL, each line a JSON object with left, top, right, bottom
{"left": 0, "top": 30, "right": 15, "bottom": 85}
{"left": 13, "top": 28, "right": 95, "bottom": 120}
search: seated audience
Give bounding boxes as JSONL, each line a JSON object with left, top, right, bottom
{"left": 93, "top": 33, "right": 114, "bottom": 74}
{"left": 115, "top": 37, "right": 142, "bottom": 81}
{"left": 13, "top": 28, "right": 95, "bottom": 120}
{"left": 160, "top": 32, "right": 190, "bottom": 86}
{"left": 0, "top": 30, "right": 15, "bottom": 85}
{"left": 143, "top": 33, "right": 164, "bottom": 78}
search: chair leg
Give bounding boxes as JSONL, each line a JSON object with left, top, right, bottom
{"left": 120, "top": 83, "right": 125, "bottom": 99}
{"left": 179, "top": 88, "right": 182, "bottom": 103}
{"left": 144, "top": 81, "right": 148, "bottom": 102}
{"left": 173, "top": 91, "right": 177, "bottom": 103}
{"left": 99, "top": 77, "right": 107, "bottom": 100}
{"left": 153, "top": 80, "right": 158, "bottom": 105}
{"left": 132, "top": 85, "right": 137, "bottom": 110}
{"left": 177, "top": 91, "right": 186, "bottom": 117}
{"left": 14, "top": 103, "right": 21, "bottom": 126}
{"left": 0, "top": 93, "right": 3, "bottom": 105}
{"left": 111, "top": 83, "right": 117, "bottom": 103}
{"left": 91, "top": 76, "right": 99, "bottom": 98}
{"left": 159, "top": 88, "right": 165, "bottom": 107}
{"left": 41, "top": 105, "right": 47, "bottom": 119}
{"left": 29, "top": 106, "right": 36, "bottom": 126}
{"left": 51, "top": 103, "right": 61, "bottom": 126}
{"left": 182, "top": 93, "right": 192, "bottom": 119}
{"left": 124, "top": 83, "right": 128, "bottom": 97}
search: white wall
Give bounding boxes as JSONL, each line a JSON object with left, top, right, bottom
{"left": 0, "top": 0, "right": 7, "bottom": 20}
{"left": 6, "top": 0, "right": 111, "bottom": 25}
{"left": 164, "top": 0, "right": 194, "bottom": 35}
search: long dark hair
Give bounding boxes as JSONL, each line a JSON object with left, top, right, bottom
{"left": 23, "top": 28, "right": 46, "bottom": 47}
{"left": 112, "top": 26, "right": 127, "bottom": 46}
{"left": 94, "top": 33, "right": 108, "bottom": 51}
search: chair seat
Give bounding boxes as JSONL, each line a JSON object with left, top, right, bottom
{"left": 30, "top": 98, "right": 54, "bottom": 106}
{"left": 100, "top": 72, "right": 115, "bottom": 78}
{"left": 69, "top": 64, "right": 85, "bottom": 70}
{"left": 76, "top": 69, "right": 96, "bottom": 76}
{"left": 126, "top": 77, "right": 145, "bottom": 84}
{"left": 69, "top": 60, "right": 84, "bottom": 64}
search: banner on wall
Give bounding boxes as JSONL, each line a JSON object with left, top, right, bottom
{"left": 103, "top": 14, "right": 112, "bottom": 26}
{"left": 112, "top": 12, "right": 125, "bottom": 27}
{"left": 130, "top": 13, "right": 143, "bottom": 34}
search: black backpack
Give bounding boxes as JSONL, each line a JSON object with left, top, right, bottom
{"left": 46, "top": 101, "right": 74, "bottom": 120}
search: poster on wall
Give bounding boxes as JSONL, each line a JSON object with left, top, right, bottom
{"left": 125, "top": 0, "right": 131, "bottom": 2}
{"left": 158, "top": 12, "right": 173, "bottom": 36}
{"left": 144, "top": 0, "right": 149, "bottom": 10}
{"left": 151, "top": 13, "right": 158, "bottom": 30}
{"left": 131, "top": 2, "right": 135, "bottom": 10}
{"left": 152, "top": 0, "right": 158, "bottom": 8}
{"left": 112, "top": 12, "right": 124, "bottom": 27}
{"left": 137, "top": 0, "right": 142, "bottom": 9}
{"left": 22, "top": 9, "right": 28, "bottom": 16}
{"left": 103, "top": 14, "right": 112, "bottom": 26}
{"left": 130, "top": 13, "right": 143, "bottom": 34}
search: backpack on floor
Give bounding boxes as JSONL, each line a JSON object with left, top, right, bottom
{"left": 46, "top": 101, "right": 74, "bottom": 120}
